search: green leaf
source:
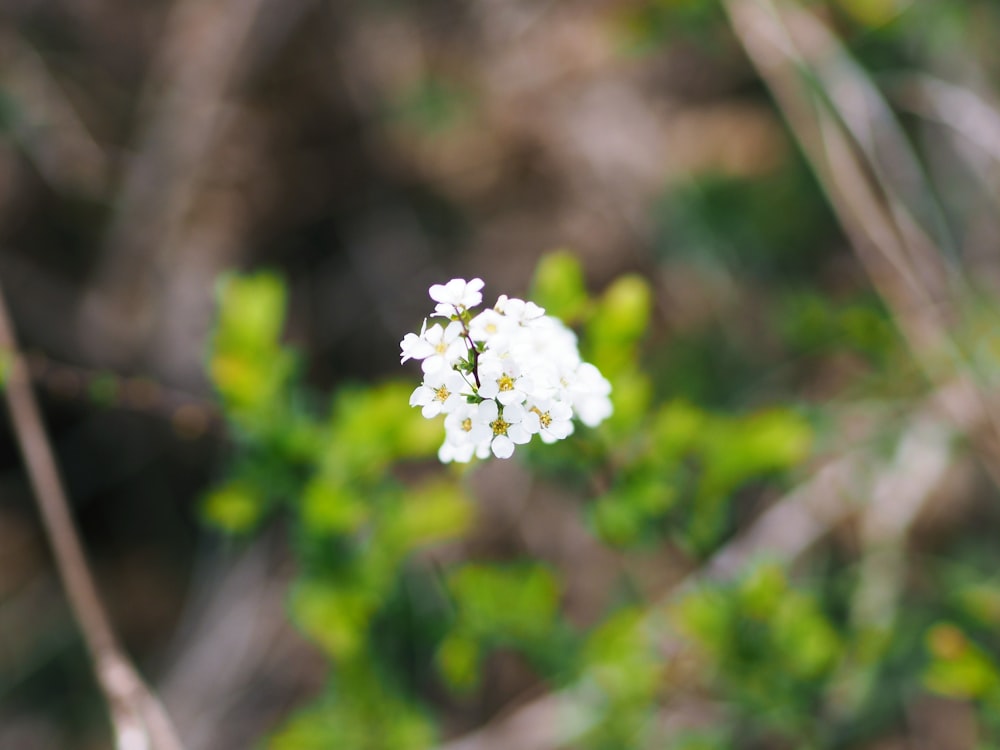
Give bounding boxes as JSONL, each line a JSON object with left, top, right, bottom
{"left": 208, "top": 272, "right": 296, "bottom": 428}
{"left": 301, "top": 479, "right": 370, "bottom": 534}
{"left": 738, "top": 563, "right": 786, "bottom": 620}
{"left": 448, "top": 563, "right": 561, "bottom": 643}
{"left": 583, "top": 608, "right": 661, "bottom": 703}
{"left": 380, "top": 481, "right": 472, "bottom": 555}
{"left": 213, "top": 272, "right": 287, "bottom": 354}
{"left": 530, "top": 250, "right": 591, "bottom": 323}
{"left": 771, "top": 593, "right": 840, "bottom": 679}
{"left": 587, "top": 275, "right": 652, "bottom": 377}
{"left": 291, "top": 580, "right": 378, "bottom": 659}
{"left": 201, "top": 482, "right": 264, "bottom": 534}
{"left": 436, "top": 632, "right": 481, "bottom": 692}
{"left": 924, "top": 623, "right": 1000, "bottom": 700}
{"left": 269, "top": 681, "right": 435, "bottom": 750}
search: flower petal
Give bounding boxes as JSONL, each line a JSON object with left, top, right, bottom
{"left": 491, "top": 435, "right": 515, "bottom": 459}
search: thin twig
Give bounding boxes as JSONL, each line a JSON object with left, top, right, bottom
{"left": 0, "top": 282, "right": 185, "bottom": 750}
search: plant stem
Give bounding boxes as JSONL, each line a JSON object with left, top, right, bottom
{"left": 0, "top": 282, "right": 185, "bottom": 750}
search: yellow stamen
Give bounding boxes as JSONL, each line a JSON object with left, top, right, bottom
{"left": 497, "top": 374, "right": 515, "bottom": 392}
{"left": 530, "top": 406, "right": 552, "bottom": 428}
{"left": 490, "top": 418, "right": 510, "bottom": 437}
{"left": 461, "top": 418, "right": 473, "bottom": 432}
{"left": 434, "top": 385, "right": 450, "bottom": 402}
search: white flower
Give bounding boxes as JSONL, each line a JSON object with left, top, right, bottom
{"left": 494, "top": 295, "right": 545, "bottom": 324}
{"left": 439, "top": 402, "right": 493, "bottom": 463}
{"left": 418, "top": 321, "right": 466, "bottom": 374}
{"left": 526, "top": 399, "right": 574, "bottom": 444}
{"left": 402, "top": 276, "right": 614, "bottom": 463}
{"left": 475, "top": 399, "right": 539, "bottom": 459}
{"left": 566, "top": 362, "right": 613, "bottom": 427}
{"left": 430, "top": 278, "right": 485, "bottom": 318}
{"left": 409, "top": 370, "right": 470, "bottom": 418}
{"left": 477, "top": 357, "right": 534, "bottom": 406}
{"left": 399, "top": 319, "right": 433, "bottom": 364}
{"left": 468, "top": 308, "right": 517, "bottom": 351}
{"left": 439, "top": 439, "right": 477, "bottom": 464}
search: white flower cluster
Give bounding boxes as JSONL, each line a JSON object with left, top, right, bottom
{"left": 401, "top": 278, "right": 612, "bottom": 463}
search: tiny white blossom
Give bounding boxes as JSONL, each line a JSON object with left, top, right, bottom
{"left": 476, "top": 357, "right": 534, "bottom": 406}
{"left": 439, "top": 402, "right": 493, "bottom": 463}
{"left": 409, "top": 370, "right": 469, "bottom": 418}
{"left": 419, "top": 321, "right": 466, "bottom": 374}
{"left": 468, "top": 308, "right": 516, "bottom": 351}
{"left": 566, "top": 362, "right": 613, "bottom": 427}
{"left": 399, "top": 319, "right": 433, "bottom": 364}
{"left": 476, "top": 400, "right": 538, "bottom": 459}
{"left": 494, "top": 295, "right": 545, "bottom": 325}
{"left": 430, "top": 278, "right": 485, "bottom": 317}
{"left": 526, "top": 399, "right": 574, "bottom": 444}
{"left": 439, "top": 439, "right": 476, "bottom": 464}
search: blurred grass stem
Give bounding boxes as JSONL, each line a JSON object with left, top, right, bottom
{"left": 723, "top": 0, "right": 1000, "bottom": 485}
{"left": 0, "top": 283, "right": 184, "bottom": 750}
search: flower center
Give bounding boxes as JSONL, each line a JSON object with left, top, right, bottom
{"left": 461, "top": 418, "right": 473, "bottom": 432}
{"left": 490, "top": 417, "right": 510, "bottom": 436}
{"left": 530, "top": 406, "right": 552, "bottom": 428}
{"left": 497, "top": 374, "right": 515, "bottom": 392}
{"left": 435, "top": 342, "right": 448, "bottom": 354}
{"left": 434, "top": 385, "right": 450, "bottom": 402}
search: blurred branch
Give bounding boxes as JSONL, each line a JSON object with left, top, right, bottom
{"left": 160, "top": 537, "right": 313, "bottom": 750}
{"left": 25, "top": 351, "right": 222, "bottom": 439}
{"left": 0, "top": 281, "right": 185, "bottom": 750}
{"left": 81, "top": 0, "right": 274, "bottom": 368}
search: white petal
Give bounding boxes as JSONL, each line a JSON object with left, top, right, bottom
{"left": 497, "top": 389, "right": 521, "bottom": 406}
{"left": 478, "top": 399, "right": 499, "bottom": 421}
{"left": 577, "top": 397, "right": 613, "bottom": 427}
{"left": 421, "top": 357, "right": 447, "bottom": 374}
{"left": 507, "top": 425, "right": 532, "bottom": 445}
{"left": 491, "top": 435, "right": 515, "bottom": 459}
{"left": 547, "top": 420, "right": 573, "bottom": 439}
{"left": 409, "top": 386, "right": 433, "bottom": 407}
{"left": 428, "top": 281, "right": 455, "bottom": 304}
{"left": 503, "top": 402, "right": 526, "bottom": 422}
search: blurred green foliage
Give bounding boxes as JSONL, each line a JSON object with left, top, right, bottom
{"left": 202, "top": 252, "right": 836, "bottom": 747}
{"left": 674, "top": 564, "right": 842, "bottom": 738}
{"left": 438, "top": 563, "right": 569, "bottom": 691}
{"left": 532, "top": 253, "right": 814, "bottom": 553}
{"left": 203, "top": 244, "right": 1000, "bottom": 747}
{"left": 656, "top": 162, "right": 840, "bottom": 282}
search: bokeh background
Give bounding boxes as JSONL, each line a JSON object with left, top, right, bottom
{"left": 3, "top": 0, "right": 1000, "bottom": 748}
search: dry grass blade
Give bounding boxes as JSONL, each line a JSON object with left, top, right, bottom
{"left": 0, "top": 282, "right": 185, "bottom": 750}
{"left": 889, "top": 73, "right": 1000, "bottom": 206}
{"left": 0, "top": 31, "right": 110, "bottom": 196}
{"left": 722, "top": 0, "right": 1000, "bottom": 482}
